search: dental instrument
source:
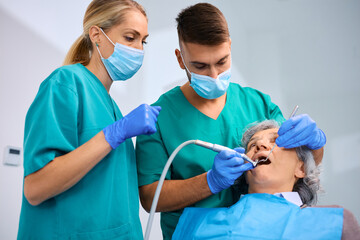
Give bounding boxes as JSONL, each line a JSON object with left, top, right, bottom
{"left": 194, "top": 140, "right": 258, "bottom": 167}
{"left": 144, "top": 139, "right": 254, "bottom": 240}
{"left": 145, "top": 107, "right": 300, "bottom": 239}
{"left": 257, "top": 105, "right": 299, "bottom": 165}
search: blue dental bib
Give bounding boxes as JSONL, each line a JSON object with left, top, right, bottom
{"left": 173, "top": 193, "right": 343, "bottom": 240}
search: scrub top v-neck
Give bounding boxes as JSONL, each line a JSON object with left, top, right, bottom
{"left": 18, "top": 63, "right": 142, "bottom": 240}
{"left": 136, "top": 82, "right": 285, "bottom": 239}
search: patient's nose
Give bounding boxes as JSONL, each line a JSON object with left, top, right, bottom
{"left": 255, "top": 140, "right": 270, "bottom": 151}
{"left": 256, "top": 144, "right": 268, "bottom": 151}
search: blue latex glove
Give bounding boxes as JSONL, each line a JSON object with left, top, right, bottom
{"left": 207, "top": 147, "right": 254, "bottom": 194}
{"left": 103, "top": 104, "right": 161, "bottom": 149}
{"left": 276, "top": 114, "right": 326, "bottom": 150}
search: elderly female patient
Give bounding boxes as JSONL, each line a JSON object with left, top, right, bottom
{"left": 172, "top": 120, "right": 360, "bottom": 240}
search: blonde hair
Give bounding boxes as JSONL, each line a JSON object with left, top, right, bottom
{"left": 63, "top": 0, "right": 146, "bottom": 66}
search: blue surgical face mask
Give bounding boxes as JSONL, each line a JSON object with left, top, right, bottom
{"left": 180, "top": 52, "right": 231, "bottom": 99}
{"left": 96, "top": 28, "right": 144, "bottom": 81}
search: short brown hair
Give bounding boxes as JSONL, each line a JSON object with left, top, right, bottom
{"left": 176, "top": 3, "right": 229, "bottom": 45}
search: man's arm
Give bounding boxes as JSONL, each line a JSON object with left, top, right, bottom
{"left": 139, "top": 173, "right": 211, "bottom": 212}
{"left": 139, "top": 149, "right": 253, "bottom": 212}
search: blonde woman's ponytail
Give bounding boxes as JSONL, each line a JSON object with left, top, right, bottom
{"left": 63, "top": 35, "right": 92, "bottom": 66}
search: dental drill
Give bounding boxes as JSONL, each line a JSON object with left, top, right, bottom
{"left": 144, "top": 107, "right": 300, "bottom": 239}
{"left": 194, "top": 140, "right": 257, "bottom": 166}
{"left": 144, "top": 139, "right": 255, "bottom": 240}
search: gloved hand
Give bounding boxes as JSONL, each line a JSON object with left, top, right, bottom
{"left": 103, "top": 104, "right": 161, "bottom": 149}
{"left": 207, "top": 148, "right": 254, "bottom": 194}
{"left": 276, "top": 114, "right": 326, "bottom": 150}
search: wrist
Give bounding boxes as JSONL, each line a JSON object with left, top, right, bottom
{"left": 207, "top": 169, "right": 221, "bottom": 194}
{"left": 308, "top": 129, "right": 326, "bottom": 150}
{"left": 103, "top": 120, "right": 126, "bottom": 149}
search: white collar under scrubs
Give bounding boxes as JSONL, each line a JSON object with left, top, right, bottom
{"left": 241, "top": 191, "right": 303, "bottom": 206}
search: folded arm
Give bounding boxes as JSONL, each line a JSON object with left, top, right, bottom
{"left": 24, "top": 131, "right": 112, "bottom": 206}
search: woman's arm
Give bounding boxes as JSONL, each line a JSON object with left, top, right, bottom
{"left": 24, "top": 131, "right": 112, "bottom": 206}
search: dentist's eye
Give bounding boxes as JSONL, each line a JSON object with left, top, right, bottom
{"left": 125, "top": 36, "right": 134, "bottom": 42}
{"left": 193, "top": 64, "right": 206, "bottom": 70}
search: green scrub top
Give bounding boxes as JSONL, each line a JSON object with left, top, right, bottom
{"left": 18, "top": 63, "right": 142, "bottom": 240}
{"left": 136, "top": 83, "right": 285, "bottom": 240}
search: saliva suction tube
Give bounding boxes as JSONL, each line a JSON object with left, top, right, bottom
{"left": 144, "top": 139, "right": 256, "bottom": 240}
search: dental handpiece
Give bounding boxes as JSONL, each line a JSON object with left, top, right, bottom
{"left": 146, "top": 139, "right": 255, "bottom": 240}
{"left": 194, "top": 140, "right": 257, "bottom": 167}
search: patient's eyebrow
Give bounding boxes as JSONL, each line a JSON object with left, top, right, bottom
{"left": 248, "top": 132, "right": 278, "bottom": 147}
{"left": 270, "top": 132, "right": 279, "bottom": 140}
{"left": 248, "top": 136, "right": 259, "bottom": 148}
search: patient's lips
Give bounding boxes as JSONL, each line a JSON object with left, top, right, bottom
{"left": 253, "top": 152, "right": 272, "bottom": 166}
{"left": 256, "top": 156, "right": 271, "bottom": 166}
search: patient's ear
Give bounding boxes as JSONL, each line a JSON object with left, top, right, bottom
{"left": 295, "top": 161, "right": 305, "bottom": 178}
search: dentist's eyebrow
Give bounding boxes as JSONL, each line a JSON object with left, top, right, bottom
{"left": 124, "top": 28, "right": 149, "bottom": 39}
{"left": 190, "top": 61, "right": 208, "bottom": 66}
{"left": 190, "top": 54, "right": 230, "bottom": 66}
{"left": 217, "top": 54, "right": 230, "bottom": 63}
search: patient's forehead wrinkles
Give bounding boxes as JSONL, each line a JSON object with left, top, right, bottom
{"left": 249, "top": 136, "right": 259, "bottom": 143}
{"left": 250, "top": 130, "right": 278, "bottom": 140}
{"left": 270, "top": 132, "right": 279, "bottom": 138}
{"left": 248, "top": 130, "right": 278, "bottom": 148}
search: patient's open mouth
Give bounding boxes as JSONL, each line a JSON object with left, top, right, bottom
{"left": 256, "top": 155, "right": 271, "bottom": 166}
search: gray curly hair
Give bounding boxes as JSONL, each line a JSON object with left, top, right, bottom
{"left": 240, "top": 120, "right": 321, "bottom": 206}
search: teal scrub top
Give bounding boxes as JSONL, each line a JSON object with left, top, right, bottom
{"left": 136, "top": 83, "right": 285, "bottom": 239}
{"left": 18, "top": 63, "right": 142, "bottom": 240}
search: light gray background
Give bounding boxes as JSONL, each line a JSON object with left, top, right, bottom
{"left": 0, "top": 0, "right": 359, "bottom": 239}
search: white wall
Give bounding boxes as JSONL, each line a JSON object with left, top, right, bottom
{"left": 0, "top": 5, "right": 64, "bottom": 239}
{"left": 0, "top": 0, "right": 359, "bottom": 239}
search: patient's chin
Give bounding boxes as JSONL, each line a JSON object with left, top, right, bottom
{"left": 247, "top": 170, "right": 272, "bottom": 185}
{"left": 252, "top": 162, "right": 271, "bottom": 172}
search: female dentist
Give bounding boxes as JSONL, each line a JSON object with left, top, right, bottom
{"left": 17, "top": 0, "right": 160, "bottom": 239}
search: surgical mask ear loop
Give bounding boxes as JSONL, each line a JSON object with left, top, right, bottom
{"left": 99, "top": 28, "right": 116, "bottom": 46}
{"left": 95, "top": 28, "right": 116, "bottom": 59}
{"left": 179, "top": 51, "right": 192, "bottom": 76}
{"left": 95, "top": 42, "right": 104, "bottom": 59}
{"left": 94, "top": 42, "right": 102, "bottom": 57}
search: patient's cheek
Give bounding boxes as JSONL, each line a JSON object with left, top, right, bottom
{"left": 246, "top": 149, "right": 254, "bottom": 157}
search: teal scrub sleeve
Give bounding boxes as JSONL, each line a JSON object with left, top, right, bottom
{"left": 136, "top": 121, "right": 170, "bottom": 186}
{"left": 24, "top": 79, "right": 79, "bottom": 177}
{"left": 259, "top": 90, "right": 285, "bottom": 124}
{"left": 242, "top": 86, "right": 285, "bottom": 124}
{"left": 269, "top": 100, "right": 285, "bottom": 124}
